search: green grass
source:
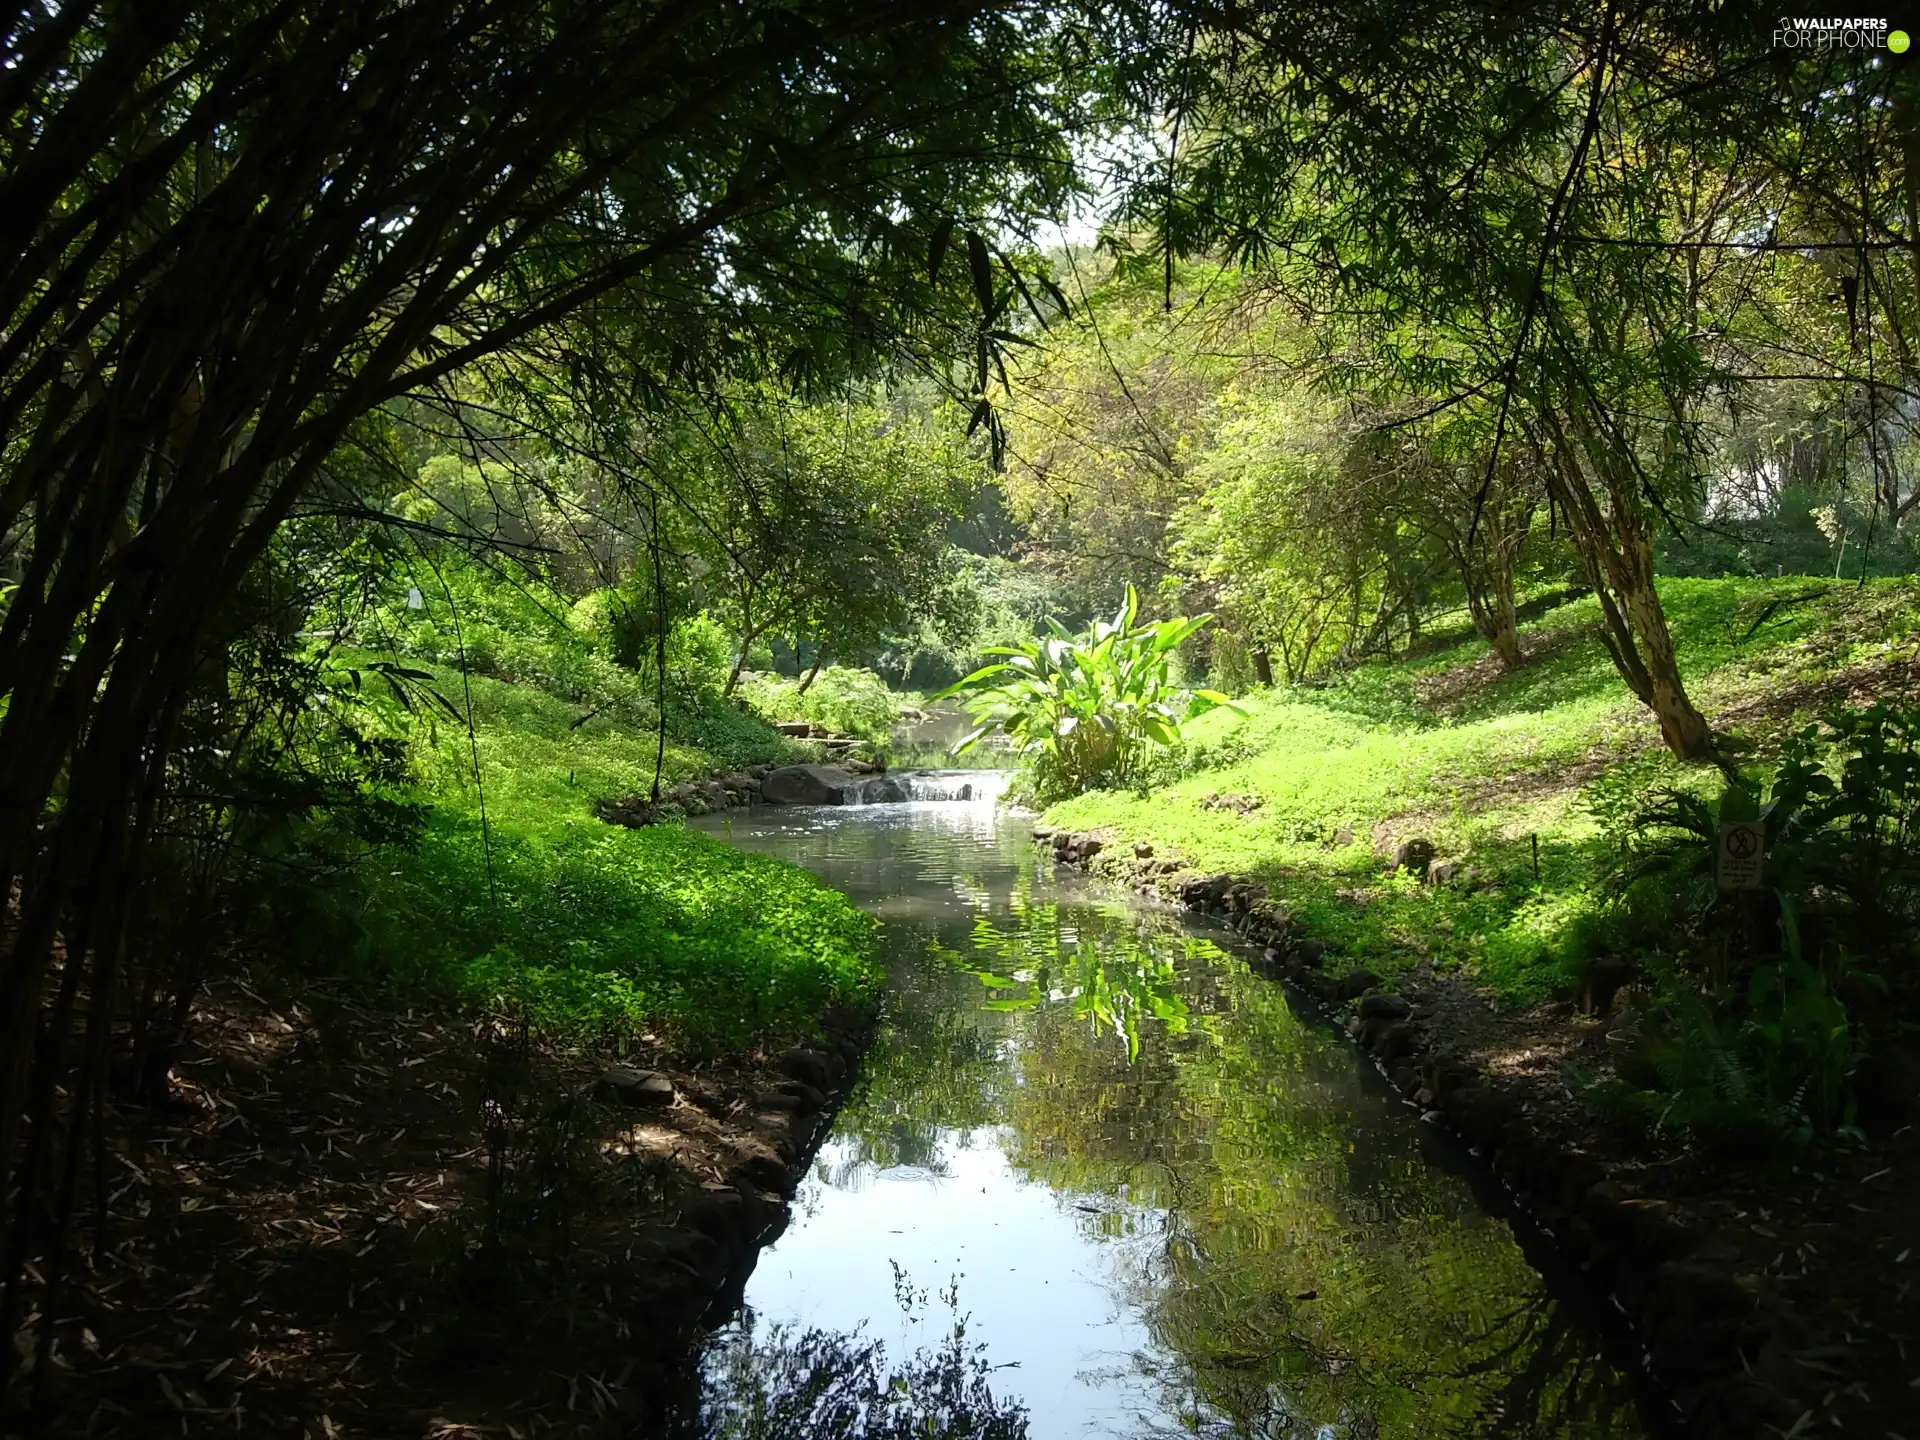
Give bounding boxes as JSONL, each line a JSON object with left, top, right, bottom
{"left": 735, "top": 664, "right": 904, "bottom": 741}
{"left": 407, "top": 662, "right": 796, "bottom": 812}
{"left": 298, "top": 652, "right": 878, "bottom": 1051}
{"left": 1045, "top": 576, "right": 1920, "bottom": 1004}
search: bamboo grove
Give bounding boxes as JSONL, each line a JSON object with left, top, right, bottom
{"left": 0, "top": 1, "right": 1095, "bottom": 1418}
{"left": 3, "top": 0, "right": 1918, "bottom": 1426}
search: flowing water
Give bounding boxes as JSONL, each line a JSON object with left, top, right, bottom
{"left": 689, "top": 784, "right": 1655, "bottom": 1439}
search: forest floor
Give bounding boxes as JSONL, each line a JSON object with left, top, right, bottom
{"left": 1042, "top": 574, "right": 1920, "bottom": 1438}
{"left": 44, "top": 962, "right": 866, "bottom": 1438}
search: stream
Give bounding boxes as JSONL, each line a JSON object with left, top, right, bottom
{"left": 689, "top": 781, "right": 1655, "bottom": 1438}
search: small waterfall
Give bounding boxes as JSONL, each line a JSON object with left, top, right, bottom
{"left": 848, "top": 769, "right": 1009, "bottom": 804}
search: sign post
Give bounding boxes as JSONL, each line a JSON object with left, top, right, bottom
{"left": 1716, "top": 821, "right": 1765, "bottom": 891}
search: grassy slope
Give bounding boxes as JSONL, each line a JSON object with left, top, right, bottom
{"left": 306, "top": 663, "right": 879, "bottom": 1050}
{"left": 1045, "top": 577, "right": 1920, "bottom": 1003}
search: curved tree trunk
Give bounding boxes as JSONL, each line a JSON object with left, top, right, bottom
{"left": 724, "top": 621, "right": 761, "bottom": 698}
{"left": 796, "top": 643, "right": 829, "bottom": 694}
{"left": 1542, "top": 416, "right": 1712, "bottom": 760}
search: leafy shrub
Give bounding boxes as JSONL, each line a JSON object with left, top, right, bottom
{"left": 672, "top": 612, "right": 737, "bottom": 692}
{"left": 366, "top": 558, "right": 655, "bottom": 718}
{"left": 1588, "top": 700, "right": 1920, "bottom": 1152}
{"left": 938, "top": 586, "right": 1233, "bottom": 803}
{"left": 737, "top": 665, "right": 903, "bottom": 741}
{"left": 666, "top": 686, "right": 797, "bottom": 766}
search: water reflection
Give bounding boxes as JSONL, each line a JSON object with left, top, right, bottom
{"left": 697, "top": 1302, "right": 1030, "bottom": 1439}
{"left": 690, "top": 798, "right": 1650, "bottom": 1439}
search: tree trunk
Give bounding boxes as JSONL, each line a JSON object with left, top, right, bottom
{"left": 1251, "top": 644, "right": 1274, "bottom": 687}
{"left": 796, "top": 643, "right": 829, "bottom": 694}
{"left": 1446, "top": 490, "right": 1530, "bottom": 671}
{"left": 724, "top": 625, "right": 757, "bottom": 698}
{"left": 1543, "top": 420, "right": 1713, "bottom": 760}
{"left": 1485, "top": 551, "right": 1524, "bottom": 670}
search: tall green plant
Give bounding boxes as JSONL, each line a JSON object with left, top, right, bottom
{"left": 1591, "top": 701, "right": 1920, "bottom": 1151}
{"left": 937, "top": 586, "right": 1232, "bottom": 802}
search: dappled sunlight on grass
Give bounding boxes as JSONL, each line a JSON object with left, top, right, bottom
{"left": 1047, "top": 576, "right": 1920, "bottom": 1003}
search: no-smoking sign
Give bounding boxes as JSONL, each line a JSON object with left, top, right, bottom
{"left": 1716, "top": 821, "right": 1765, "bottom": 890}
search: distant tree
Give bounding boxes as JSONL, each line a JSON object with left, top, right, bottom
{"left": 664, "top": 395, "right": 985, "bottom": 694}
{"left": 1113, "top": 0, "right": 1914, "bottom": 757}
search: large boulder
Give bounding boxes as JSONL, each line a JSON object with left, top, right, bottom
{"left": 761, "top": 763, "right": 858, "bottom": 805}
{"left": 596, "top": 1065, "right": 675, "bottom": 1109}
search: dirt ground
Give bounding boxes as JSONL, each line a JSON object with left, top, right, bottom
{"left": 21, "top": 967, "right": 864, "bottom": 1438}
{"left": 1404, "top": 977, "right": 1920, "bottom": 1440}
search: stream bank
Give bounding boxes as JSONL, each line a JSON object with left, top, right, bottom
{"left": 1036, "top": 823, "right": 1920, "bottom": 1440}
{"left": 678, "top": 791, "right": 1662, "bottom": 1438}
{"left": 35, "top": 973, "right": 877, "bottom": 1439}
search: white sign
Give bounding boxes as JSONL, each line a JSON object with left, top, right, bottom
{"left": 406, "top": 587, "right": 423, "bottom": 610}
{"left": 1716, "top": 821, "right": 1764, "bottom": 891}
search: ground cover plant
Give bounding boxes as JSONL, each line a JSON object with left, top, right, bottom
{"left": 1044, "top": 576, "right": 1920, "bottom": 1013}
{"left": 295, "top": 562, "right": 878, "bottom": 1048}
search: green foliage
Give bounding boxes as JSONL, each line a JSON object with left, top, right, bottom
{"left": 660, "top": 390, "right": 988, "bottom": 690}
{"left": 1586, "top": 700, "right": 1920, "bottom": 1151}
{"left": 939, "top": 586, "right": 1231, "bottom": 802}
{"left": 1608, "top": 699, "right": 1920, "bottom": 976}
{"left": 297, "top": 646, "right": 864, "bottom": 1047}
{"left": 1045, "top": 575, "right": 1920, "bottom": 1014}
{"left": 314, "top": 811, "right": 875, "bottom": 1048}
{"left": 737, "top": 666, "right": 903, "bottom": 742}
{"left": 366, "top": 555, "right": 655, "bottom": 720}
{"left": 668, "top": 612, "right": 738, "bottom": 693}
{"left": 864, "top": 554, "right": 1059, "bottom": 692}
{"left": 1583, "top": 966, "right": 1859, "bottom": 1162}
{"left": 570, "top": 589, "right": 735, "bottom": 694}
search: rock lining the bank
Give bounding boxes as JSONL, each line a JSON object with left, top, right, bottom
{"left": 596, "top": 759, "right": 889, "bottom": 824}
{"left": 612, "top": 1006, "right": 878, "bottom": 1429}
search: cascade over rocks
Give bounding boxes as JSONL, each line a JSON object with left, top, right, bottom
{"left": 599, "top": 764, "right": 984, "bottom": 824}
